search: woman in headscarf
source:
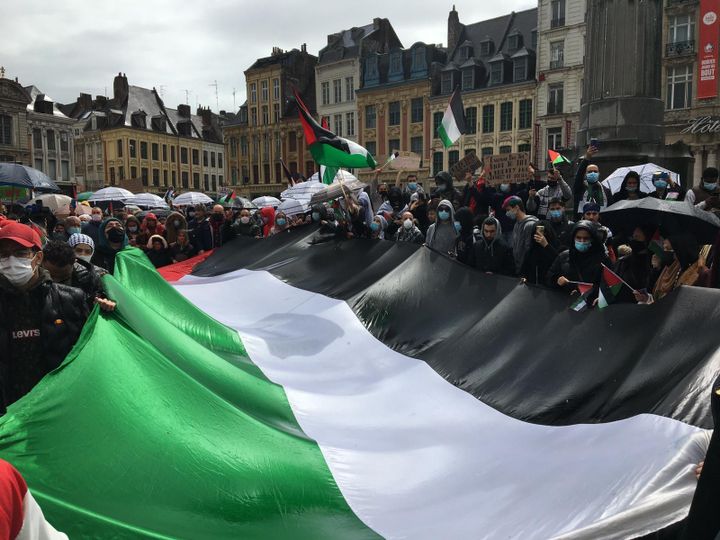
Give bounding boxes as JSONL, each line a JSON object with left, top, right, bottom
{"left": 260, "top": 206, "right": 275, "bottom": 237}
{"left": 136, "top": 212, "right": 165, "bottom": 249}
{"left": 91, "top": 218, "right": 129, "bottom": 274}
{"left": 650, "top": 234, "right": 709, "bottom": 301}
{"left": 369, "top": 214, "right": 387, "bottom": 240}
{"left": 270, "top": 211, "right": 289, "bottom": 235}
{"left": 611, "top": 171, "right": 646, "bottom": 204}
{"left": 146, "top": 234, "right": 173, "bottom": 268}
{"left": 613, "top": 225, "right": 655, "bottom": 302}
{"left": 164, "top": 211, "right": 187, "bottom": 245}
{"left": 425, "top": 199, "right": 458, "bottom": 256}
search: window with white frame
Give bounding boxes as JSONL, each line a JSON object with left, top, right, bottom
{"left": 321, "top": 82, "right": 330, "bottom": 105}
{"left": 669, "top": 14, "right": 695, "bottom": 43}
{"left": 666, "top": 65, "right": 693, "bottom": 109}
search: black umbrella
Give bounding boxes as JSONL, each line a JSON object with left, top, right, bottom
{"left": 0, "top": 163, "right": 60, "bottom": 192}
{"left": 600, "top": 197, "right": 720, "bottom": 244}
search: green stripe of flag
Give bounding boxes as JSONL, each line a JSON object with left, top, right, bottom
{"left": 0, "top": 248, "right": 378, "bottom": 539}
{"left": 439, "top": 88, "right": 466, "bottom": 148}
{"left": 310, "top": 139, "right": 377, "bottom": 169}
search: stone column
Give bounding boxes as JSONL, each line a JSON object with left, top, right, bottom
{"left": 693, "top": 146, "right": 704, "bottom": 187}
{"left": 707, "top": 148, "right": 718, "bottom": 170}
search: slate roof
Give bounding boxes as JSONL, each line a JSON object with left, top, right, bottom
{"left": 318, "top": 23, "right": 375, "bottom": 64}
{"left": 24, "top": 85, "right": 69, "bottom": 118}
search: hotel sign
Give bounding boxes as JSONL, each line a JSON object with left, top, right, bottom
{"left": 681, "top": 116, "right": 720, "bottom": 134}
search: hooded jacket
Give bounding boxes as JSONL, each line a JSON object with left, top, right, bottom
{"left": 91, "top": 218, "right": 129, "bottom": 274}
{"left": 164, "top": 212, "right": 187, "bottom": 244}
{"left": 260, "top": 207, "right": 276, "bottom": 238}
{"left": 573, "top": 159, "right": 612, "bottom": 215}
{"left": 469, "top": 217, "right": 515, "bottom": 275}
{"left": 0, "top": 267, "right": 88, "bottom": 412}
{"left": 510, "top": 211, "right": 539, "bottom": 274}
{"left": 136, "top": 212, "right": 165, "bottom": 248}
{"left": 611, "top": 173, "right": 647, "bottom": 205}
{"left": 146, "top": 234, "right": 173, "bottom": 268}
{"left": 546, "top": 220, "right": 612, "bottom": 298}
{"left": 425, "top": 199, "right": 458, "bottom": 255}
{"left": 454, "top": 207, "right": 475, "bottom": 264}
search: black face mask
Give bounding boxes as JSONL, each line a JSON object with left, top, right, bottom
{"left": 107, "top": 228, "right": 125, "bottom": 243}
{"left": 628, "top": 239, "right": 647, "bottom": 254}
{"left": 212, "top": 214, "right": 224, "bottom": 222}
{"left": 661, "top": 250, "right": 675, "bottom": 266}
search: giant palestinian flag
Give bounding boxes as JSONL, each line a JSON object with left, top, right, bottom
{"left": 294, "top": 88, "right": 377, "bottom": 170}
{"left": 0, "top": 227, "right": 719, "bottom": 539}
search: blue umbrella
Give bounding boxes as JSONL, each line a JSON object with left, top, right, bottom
{"left": 0, "top": 163, "right": 61, "bottom": 192}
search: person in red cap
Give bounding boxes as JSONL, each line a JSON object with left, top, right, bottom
{"left": 0, "top": 222, "right": 88, "bottom": 414}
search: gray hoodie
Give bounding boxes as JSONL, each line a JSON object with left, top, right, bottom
{"left": 511, "top": 213, "right": 539, "bottom": 273}
{"left": 425, "top": 199, "right": 458, "bottom": 255}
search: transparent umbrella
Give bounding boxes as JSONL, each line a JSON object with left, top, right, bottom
{"left": 277, "top": 198, "right": 309, "bottom": 217}
{"left": 171, "top": 192, "right": 214, "bottom": 206}
{"left": 601, "top": 164, "right": 681, "bottom": 195}
{"left": 89, "top": 187, "right": 134, "bottom": 203}
{"left": 124, "top": 193, "right": 169, "bottom": 209}
{"left": 252, "top": 196, "right": 281, "bottom": 208}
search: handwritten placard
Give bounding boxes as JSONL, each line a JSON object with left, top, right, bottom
{"left": 450, "top": 151, "right": 482, "bottom": 180}
{"left": 484, "top": 152, "right": 531, "bottom": 185}
{"left": 389, "top": 151, "right": 422, "bottom": 171}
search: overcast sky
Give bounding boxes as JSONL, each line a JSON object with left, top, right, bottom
{"left": 2, "top": 0, "right": 534, "bottom": 114}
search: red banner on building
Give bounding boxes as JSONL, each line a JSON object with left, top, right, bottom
{"left": 698, "top": 0, "right": 719, "bottom": 99}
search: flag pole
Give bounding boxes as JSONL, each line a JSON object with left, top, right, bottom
{"left": 601, "top": 263, "right": 637, "bottom": 292}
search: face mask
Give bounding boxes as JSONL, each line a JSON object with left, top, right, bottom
{"left": 312, "top": 212, "right": 320, "bottom": 222}
{"left": 703, "top": 182, "right": 718, "bottom": 191}
{"left": 370, "top": 222, "right": 380, "bottom": 232}
{"left": 107, "top": 228, "right": 125, "bottom": 243}
{"left": 505, "top": 210, "right": 516, "bottom": 221}
{"left": 438, "top": 210, "right": 450, "bottom": 221}
{"left": 586, "top": 172, "right": 599, "bottom": 184}
{"left": 575, "top": 240, "right": 591, "bottom": 252}
{"left": 407, "top": 182, "right": 418, "bottom": 192}
{"left": 548, "top": 209, "right": 564, "bottom": 221}
{"left": 661, "top": 250, "right": 675, "bottom": 265}
{"left": 67, "top": 227, "right": 81, "bottom": 236}
{"left": 91, "top": 214, "right": 102, "bottom": 222}
{"left": 547, "top": 180, "right": 558, "bottom": 187}
{"left": 403, "top": 218, "right": 413, "bottom": 230}
{"left": 127, "top": 225, "right": 138, "bottom": 233}
{"left": 173, "top": 220, "right": 181, "bottom": 228}
{"left": 240, "top": 216, "right": 250, "bottom": 224}
{"left": 0, "top": 255, "right": 35, "bottom": 287}
{"left": 436, "top": 184, "right": 446, "bottom": 192}
{"left": 626, "top": 186, "right": 638, "bottom": 192}
{"left": 77, "top": 254, "right": 93, "bottom": 263}
{"left": 454, "top": 221, "right": 462, "bottom": 233}
{"left": 500, "top": 184, "right": 510, "bottom": 193}
{"left": 212, "top": 214, "right": 223, "bottom": 222}
{"left": 276, "top": 218, "right": 287, "bottom": 227}
{"left": 654, "top": 180, "right": 668, "bottom": 190}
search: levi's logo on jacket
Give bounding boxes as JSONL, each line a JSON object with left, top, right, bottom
{"left": 11, "top": 329, "right": 41, "bottom": 339}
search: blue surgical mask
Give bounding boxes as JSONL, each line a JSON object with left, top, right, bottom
{"left": 575, "top": 240, "right": 591, "bottom": 252}
{"left": 548, "top": 209, "right": 563, "bottom": 220}
{"left": 438, "top": 210, "right": 450, "bottom": 221}
{"left": 500, "top": 184, "right": 510, "bottom": 193}
{"left": 454, "top": 221, "right": 462, "bottom": 233}
{"left": 703, "top": 182, "right": 718, "bottom": 191}
{"left": 276, "top": 218, "right": 287, "bottom": 227}
{"left": 654, "top": 180, "right": 668, "bottom": 190}
{"left": 407, "top": 182, "right": 418, "bottom": 191}
{"left": 370, "top": 221, "right": 380, "bottom": 232}
{"left": 436, "top": 184, "right": 446, "bottom": 192}
{"left": 67, "top": 227, "right": 81, "bottom": 236}
{"left": 505, "top": 210, "right": 516, "bottom": 221}
{"left": 312, "top": 212, "right": 321, "bottom": 222}
{"left": 626, "top": 186, "right": 637, "bottom": 192}
{"left": 586, "top": 172, "right": 599, "bottom": 184}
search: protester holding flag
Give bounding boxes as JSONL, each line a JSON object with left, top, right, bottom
{"left": 547, "top": 220, "right": 611, "bottom": 302}
{"left": 573, "top": 145, "right": 612, "bottom": 217}
{"left": 613, "top": 225, "right": 656, "bottom": 303}
{"left": 536, "top": 166, "right": 572, "bottom": 220}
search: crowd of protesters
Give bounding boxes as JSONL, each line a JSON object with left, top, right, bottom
{"left": 1, "top": 145, "right": 720, "bottom": 413}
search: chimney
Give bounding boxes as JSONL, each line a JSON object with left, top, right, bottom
{"left": 197, "top": 105, "right": 213, "bottom": 127}
{"left": 373, "top": 17, "right": 381, "bottom": 29}
{"left": 301, "top": 43, "right": 307, "bottom": 53}
{"left": 448, "top": 6, "right": 461, "bottom": 50}
{"left": 78, "top": 93, "right": 92, "bottom": 111}
{"left": 113, "top": 72, "right": 129, "bottom": 104}
{"left": 177, "top": 104, "right": 191, "bottom": 118}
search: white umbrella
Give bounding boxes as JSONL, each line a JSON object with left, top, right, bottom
{"left": 281, "top": 179, "right": 325, "bottom": 202}
{"left": 25, "top": 193, "right": 72, "bottom": 213}
{"left": 277, "top": 198, "right": 309, "bottom": 217}
{"left": 89, "top": 187, "right": 134, "bottom": 203}
{"left": 601, "top": 164, "right": 681, "bottom": 195}
{"left": 124, "top": 193, "right": 169, "bottom": 209}
{"left": 252, "top": 196, "right": 281, "bottom": 208}
{"left": 171, "top": 192, "right": 214, "bottom": 206}
{"left": 307, "top": 170, "right": 359, "bottom": 184}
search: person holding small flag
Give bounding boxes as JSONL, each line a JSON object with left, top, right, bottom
{"left": 547, "top": 221, "right": 611, "bottom": 304}
{"left": 573, "top": 145, "right": 612, "bottom": 217}
{"left": 536, "top": 165, "right": 572, "bottom": 220}
{"left": 612, "top": 225, "right": 656, "bottom": 302}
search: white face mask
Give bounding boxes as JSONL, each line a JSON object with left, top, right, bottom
{"left": 0, "top": 255, "right": 36, "bottom": 287}
{"left": 77, "top": 254, "right": 93, "bottom": 264}
{"left": 240, "top": 216, "right": 250, "bottom": 224}
{"left": 403, "top": 219, "right": 413, "bottom": 230}
{"left": 91, "top": 213, "right": 102, "bottom": 222}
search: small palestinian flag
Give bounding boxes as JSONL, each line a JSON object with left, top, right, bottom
{"left": 648, "top": 230, "right": 664, "bottom": 258}
{"left": 570, "top": 282, "right": 593, "bottom": 312}
{"left": 219, "top": 191, "right": 236, "bottom": 204}
{"left": 438, "top": 88, "right": 466, "bottom": 148}
{"left": 293, "top": 88, "right": 376, "bottom": 169}
{"left": 598, "top": 265, "right": 626, "bottom": 310}
{"left": 548, "top": 149, "right": 571, "bottom": 166}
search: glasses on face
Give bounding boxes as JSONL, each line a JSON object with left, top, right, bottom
{"left": 0, "top": 248, "right": 34, "bottom": 259}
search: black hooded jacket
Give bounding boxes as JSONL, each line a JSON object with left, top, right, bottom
{"left": 469, "top": 217, "right": 515, "bottom": 275}
{"left": 546, "top": 221, "right": 612, "bottom": 298}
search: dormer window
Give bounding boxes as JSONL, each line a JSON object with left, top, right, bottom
{"left": 390, "top": 52, "right": 402, "bottom": 75}
{"left": 480, "top": 39, "right": 494, "bottom": 56}
{"left": 441, "top": 71, "right": 454, "bottom": 94}
{"left": 462, "top": 68, "right": 474, "bottom": 90}
{"left": 490, "top": 62, "right": 503, "bottom": 85}
{"left": 459, "top": 44, "right": 473, "bottom": 62}
{"left": 507, "top": 32, "right": 523, "bottom": 53}
{"left": 411, "top": 46, "right": 427, "bottom": 76}
{"left": 365, "top": 56, "right": 379, "bottom": 85}
{"left": 513, "top": 57, "right": 528, "bottom": 82}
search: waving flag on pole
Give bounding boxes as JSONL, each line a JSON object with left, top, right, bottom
{"left": 438, "top": 88, "right": 466, "bottom": 148}
{"left": 548, "top": 149, "right": 571, "bottom": 166}
{"left": 293, "top": 88, "right": 377, "bottom": 169}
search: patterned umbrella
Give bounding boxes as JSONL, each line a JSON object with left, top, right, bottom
{"left": 277, "top": 198, "right": 309, "bottom": 217}
{"left": 281, "top": 180, "right": 325, "bottom": 202}
{"left": 252, "top": 196, "right": 281, "bottom": 208}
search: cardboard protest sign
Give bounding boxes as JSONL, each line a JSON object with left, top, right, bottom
{"left": 388, "top": 151, "right": 422, "bottom": 171}
{"left": 449, "top": 151, "right": 482, "bottom": 180}
{"left": 483, "top": 152, "right": 531, "bottom": 185}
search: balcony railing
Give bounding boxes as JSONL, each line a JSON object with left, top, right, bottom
{"left": 550, "top": 17, "right": 565, "bottom": 28}
{"left": 549, "top": 60, "right": 564, "bottom": 69}
{"left": 667, "top": 0, "right": 698, "bottom": 6}
{"left": 666, "top": 40, "right": 695, "bottom": 56}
